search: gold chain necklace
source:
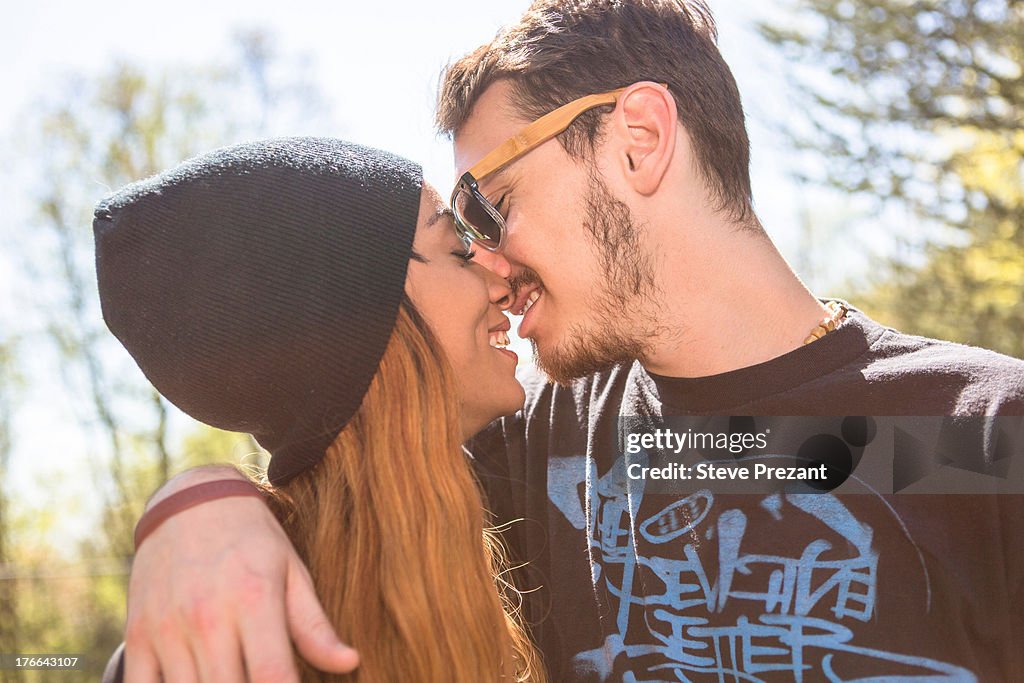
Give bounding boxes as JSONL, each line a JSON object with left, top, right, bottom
{"left": 803, "top": 301, "right": 849, "bottom": 345}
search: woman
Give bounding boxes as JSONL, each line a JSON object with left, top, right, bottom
{"left": 94, "top": 137, "right": 544, "bottom": 681}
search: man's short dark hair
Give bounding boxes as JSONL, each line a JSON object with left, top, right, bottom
{"left": 437, "top": 0, "right": 755, "bottom": 224}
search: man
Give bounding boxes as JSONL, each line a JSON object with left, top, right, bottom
{"left": 108, "top": 1, "right": 1024, "bottom": 681}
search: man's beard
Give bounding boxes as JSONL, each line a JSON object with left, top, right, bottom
{"left": 532, "top": 169, "right": 661, "bottom": 384}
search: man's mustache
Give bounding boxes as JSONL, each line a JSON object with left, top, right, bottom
{"left": 508, "top": 267, "right": 543, "bottom": 296}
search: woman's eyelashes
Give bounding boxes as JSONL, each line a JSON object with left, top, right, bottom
{"left": 451, "top": 248, "right": 477, "bottom": 265}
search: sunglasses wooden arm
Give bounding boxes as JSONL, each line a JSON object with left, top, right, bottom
{"left": 468, "top": 88, "right": 627, "bottom": 181}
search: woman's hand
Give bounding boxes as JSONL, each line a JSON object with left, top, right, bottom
{"left": 123, "top": 466, "right": 359, "bottom": 682}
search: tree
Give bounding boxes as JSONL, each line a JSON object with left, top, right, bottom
{"left": 760, "top": 0, "right": 1023, "bottom": 355}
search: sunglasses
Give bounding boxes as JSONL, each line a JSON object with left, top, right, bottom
{"left": 450, "top": 84, "right": 668, "bottom": 252}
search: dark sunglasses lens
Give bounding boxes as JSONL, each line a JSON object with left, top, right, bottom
{"left": 454, "top": 189, "right": 501, "bottom": 247}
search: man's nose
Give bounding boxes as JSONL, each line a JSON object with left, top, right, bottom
{"left": 472, "top": 248, "right": 512, "bottom": 279}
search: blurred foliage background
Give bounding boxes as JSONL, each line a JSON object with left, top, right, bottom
{"left": 761, "top": 0, "right": 1023, "bottom": 356}
{"left": 0, "top": 0, "right": 1021, "bottom": 680}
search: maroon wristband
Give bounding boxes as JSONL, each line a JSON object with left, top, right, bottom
{"left": 134, "top": 479, "right": 264, "bottom": 552}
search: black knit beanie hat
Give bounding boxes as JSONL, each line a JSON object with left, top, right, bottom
{"left": 94, "top": 137, "right": 422, "bottom": 485}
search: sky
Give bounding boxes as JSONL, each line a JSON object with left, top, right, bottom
{"left": 0, "top": 0, "right": 865, "bottom": 543}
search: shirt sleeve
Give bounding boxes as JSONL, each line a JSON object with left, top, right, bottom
{"left": 101, "top": 642, "right": 125, "bottom": 683}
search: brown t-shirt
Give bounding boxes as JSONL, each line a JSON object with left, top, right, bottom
{"left": 470, "top": 310, "right": 1024, "bottom": 681}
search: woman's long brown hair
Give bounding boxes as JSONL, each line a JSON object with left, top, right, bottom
{"left": 263, "top": 300, "right": 545, "bottom": 682}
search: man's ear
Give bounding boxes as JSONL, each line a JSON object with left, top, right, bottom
{"left": 610, "top": 82, "right": 677, "bottom": 196}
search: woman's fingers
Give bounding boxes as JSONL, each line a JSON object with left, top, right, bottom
{"left": 186, "top": 608, "right": 247, "bottom": 683}
{"left": 286, "top": 557, "right": 360, "bottom": 673}
{"left": 120, "top": 640, "right": 160, "bottom": 683}
{"left": 237, "top": 574, "right": 301, "bottom": 683}
{"left": 151, "top": 632, "right": 199, "bottom": 683}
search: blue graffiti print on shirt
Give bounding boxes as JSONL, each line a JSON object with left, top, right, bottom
{"left": 547, "top": 452, "right": 976, "bottom": 682}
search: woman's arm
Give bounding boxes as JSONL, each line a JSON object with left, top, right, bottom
{"left": 113, "top": 465, "right": 358, "bottom": 683}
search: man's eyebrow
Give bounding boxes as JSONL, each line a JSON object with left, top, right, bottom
{"left": 426, "top": 207, "right": 455, "bottom": 228}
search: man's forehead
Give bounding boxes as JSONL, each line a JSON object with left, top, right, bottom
{"left": 452, "top": 81, "right": 529, "bottom": 177}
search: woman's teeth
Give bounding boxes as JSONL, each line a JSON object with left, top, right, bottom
{"left": 522, "top": 290, "right": 541, "bottom": 315}
{"left": 489, "top": 330, "right": 511, "bottom": 348}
